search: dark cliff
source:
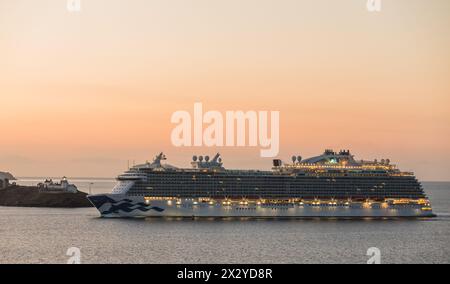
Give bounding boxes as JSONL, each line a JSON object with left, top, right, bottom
{"left": 0, "top": 185, "right": 93, "bottom": 208}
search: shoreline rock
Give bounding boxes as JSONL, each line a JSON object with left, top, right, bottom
{"left": 0, "top": 185, "right": 93, "bottom": 208}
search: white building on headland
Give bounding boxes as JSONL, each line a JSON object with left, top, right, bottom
{"left": 0, "top": 172, "right": 16, "bottom": 189}
{"left": 38, "top": 177, "right": 78, "bottom": 193}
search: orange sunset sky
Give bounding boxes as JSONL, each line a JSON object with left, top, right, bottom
{"left": 0, "top": 0, "right": 449, "bottom": 180}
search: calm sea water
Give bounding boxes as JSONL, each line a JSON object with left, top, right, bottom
{"left": 0, "top": 179, "right": 449, "bottom": 264}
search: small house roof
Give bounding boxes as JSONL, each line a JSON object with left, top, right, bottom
{"left": 0, "top": 172, "right": 16, "bottom": 180}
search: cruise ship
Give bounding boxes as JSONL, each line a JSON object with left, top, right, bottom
{"left": 87, "top": 150, "right": 435, "bottom": 218}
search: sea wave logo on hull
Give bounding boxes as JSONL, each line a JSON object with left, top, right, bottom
{"left": 88, "top": 195, "right": 164, "bottom": 215}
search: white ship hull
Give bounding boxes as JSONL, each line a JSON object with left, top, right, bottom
{"left": 87, "top": 194, "right": 436, "bottom": 218}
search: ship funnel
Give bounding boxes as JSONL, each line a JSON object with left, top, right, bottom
{"left": 211, "top": 153, "right": 221, "bottom": 163}
{"left": 273, "top": 159, "right": 282, "bottom": 167}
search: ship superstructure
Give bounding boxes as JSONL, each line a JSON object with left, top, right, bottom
{"left": 87, "top": 150, "right": 434, "bottom": 218}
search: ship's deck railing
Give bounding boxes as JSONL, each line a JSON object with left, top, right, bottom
{"left": 277, "top": 163, "right": 396, "bottom": 171}
{"left": 140, "top": 196, "right": 431, "bottom": 207}
{"left": 125, "top": 167, "right": 418, "bottom": 178}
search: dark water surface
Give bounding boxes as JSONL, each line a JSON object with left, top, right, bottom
{"left": 0, "top": 180, "right": 449, "bottom": 264}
